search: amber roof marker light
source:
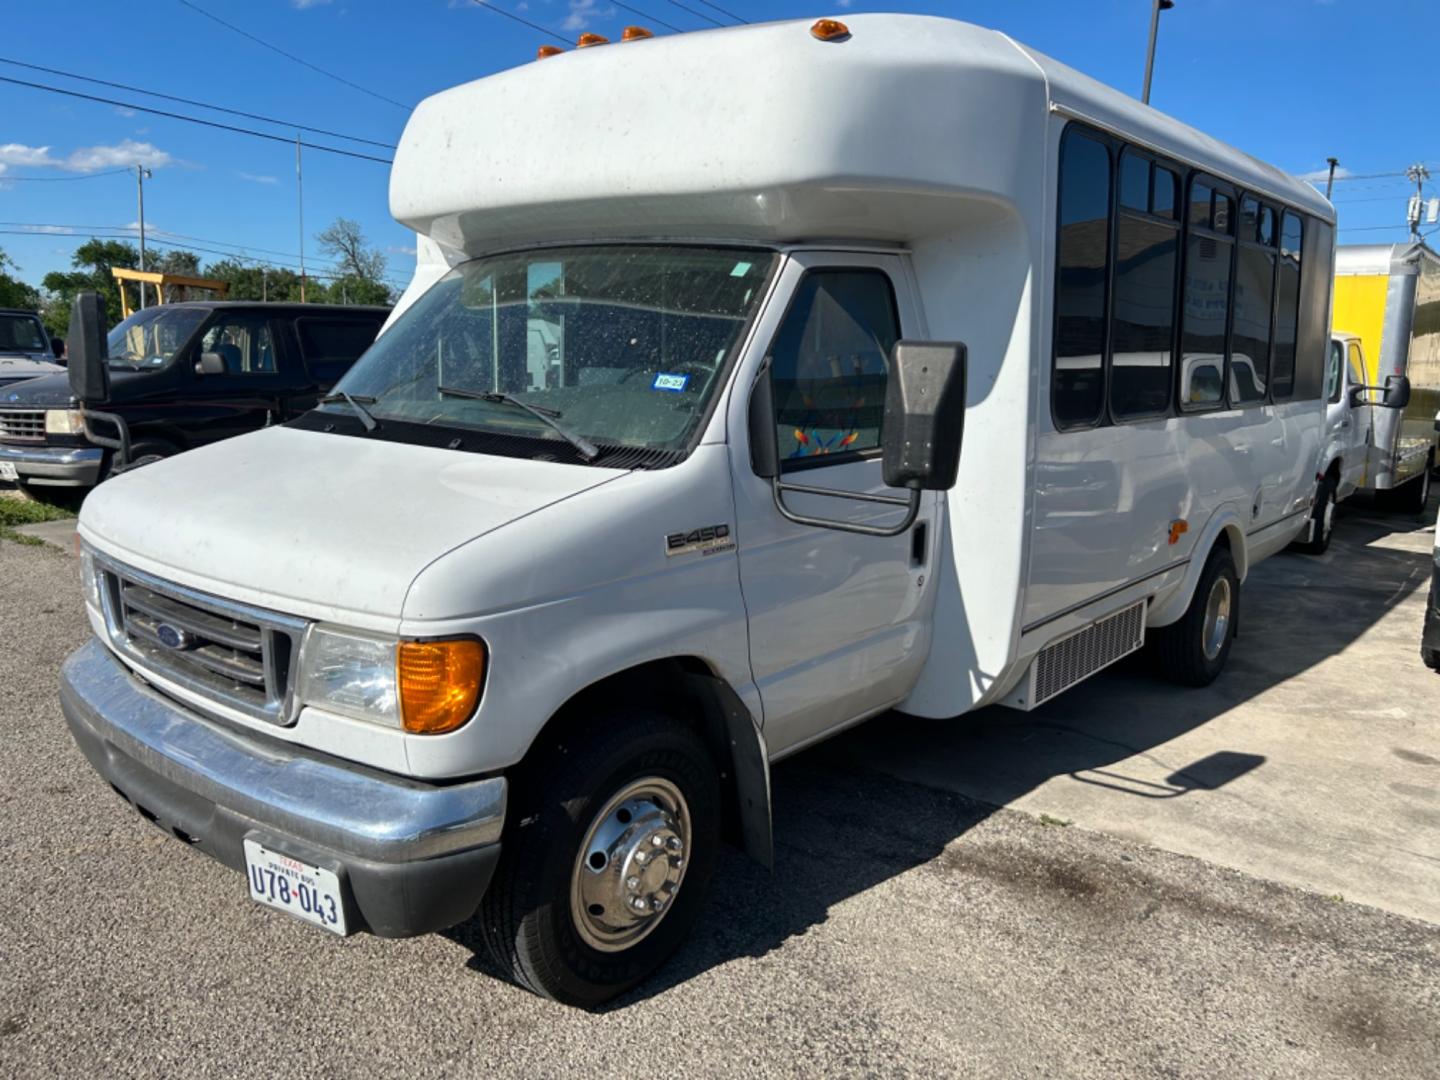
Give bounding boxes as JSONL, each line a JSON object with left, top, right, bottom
{"left": 810, "top": 19, "right": 851, "bottom": 41}
{"left": 621, "top": 26, "right": 654, "bottom": 41}
{"left": 576, "top": 32, "right": 610, "bottom": 47}
{"left": 536, "top": 45, "right": 564, "bottom": 59}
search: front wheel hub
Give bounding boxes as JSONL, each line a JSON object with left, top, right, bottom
{"left": 570, "top": 777, "right": 691, "bottom": 953}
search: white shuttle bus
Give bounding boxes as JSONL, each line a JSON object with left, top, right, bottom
{"left": 60, "top": 15, "right": 1350, "bottom": 1004}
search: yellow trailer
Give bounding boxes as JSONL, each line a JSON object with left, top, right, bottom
{"left": 1332, "top": 242, "right": 1440, "bottom": 495}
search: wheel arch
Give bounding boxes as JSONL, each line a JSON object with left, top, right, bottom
{"left": 511, "top": 657, "right": 772, "bottom": 869}
{"left": 1147, "top": 509, "right": 1247, "bottom": 628}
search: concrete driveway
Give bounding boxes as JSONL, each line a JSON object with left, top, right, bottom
{"left": 1, "top": 497, "right": 1438, "bottom": 1077}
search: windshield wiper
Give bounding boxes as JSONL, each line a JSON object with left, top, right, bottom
{"left": 318, "top": 391, "right": 380, "bottom": 433}
{"left": 437, "top": 386, "right": 598, "bottom": 461}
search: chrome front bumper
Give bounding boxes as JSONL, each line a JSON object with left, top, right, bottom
{"left": 59, "top": 638, "right": 507, "bottom": 936}
{"left": 0, "top": 443, "right": 103, "bottom": 486}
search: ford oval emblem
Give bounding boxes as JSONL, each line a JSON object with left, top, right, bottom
{"left": 156, "top": 623, "right": 187, "bottom": 649}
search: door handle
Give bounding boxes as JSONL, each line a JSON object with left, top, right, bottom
{"left": 910, "top": 520, "right": 928, "bottom": 567}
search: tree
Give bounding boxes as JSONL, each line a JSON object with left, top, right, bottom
{"left": 0, "top": 248, "right": 42, "bottom": 312}
{"left": 202, "top": 259, "right": 309, "bottom": 303}
{"left": 316, "top": 217, "right": 392, "bottom": 303}
{"left": 147, "top": 249, "right": 202, "bottom": 303}
{"left": 40, "top": 238, "right": 140, "bottom": 333}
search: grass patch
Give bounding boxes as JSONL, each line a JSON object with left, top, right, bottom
{"left": 1038, "top": 813, "right": 1073, "bottom": 828}
{"left": 0, "top": 490, "right": 77, "bottom": 546}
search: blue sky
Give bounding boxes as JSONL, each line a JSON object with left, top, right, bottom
{"left": 1, "top": 0, "right": 1433, "bottom": 293}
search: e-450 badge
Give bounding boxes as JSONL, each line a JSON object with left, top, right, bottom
{"left": 664, "top": 523, "right": 736, "bottom": 558}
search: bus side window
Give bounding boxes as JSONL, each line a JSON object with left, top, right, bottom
{"left": 1325, "top": 341, "right": 1344, "bottom": 403}
{"left": 1052, "top": 127, "right": 1111, "bottom": 429}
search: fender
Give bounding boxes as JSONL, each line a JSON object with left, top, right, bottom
{"left": 681, "top": 671, "right": 773, "bottom": 870}
{"left": 1147, "top": 504, "right": 1247, "bottom": 628}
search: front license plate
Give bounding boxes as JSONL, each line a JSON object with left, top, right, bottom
{"left": 243, "top": 839, "right": 348, "bottom": 935}
{"left": 0, "top": 462, "right": 17, "bottom": 482}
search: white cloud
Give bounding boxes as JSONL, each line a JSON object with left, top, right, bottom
{"left": 238, "top": 172, "right": 279, "bottom": 184}
{"left": 387, "top": 244, "right": 418, "bottom": 256}
{"left": 836, "top": 0, "right": 854, "bottom": 6}
{"left": 20, "top": 224, "right": 76, "bottom": 235}
{"left": 0, "top": 139, "right": 175, "bottom": 174}
{"left": 562, "top": 0, "right": 613, "bottom": 31}
{"left": 292, "top": 0, "right": 333, "bottom": 7}
{"left": 114, "top": 106, "right": 137, "bottom": 118}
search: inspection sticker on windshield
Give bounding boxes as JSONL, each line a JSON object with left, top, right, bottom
{"left": 652, "top": 372, "right": 689, "bottom": 393}
{"left": 665, "top": 523, "right": 735, "bottom": 558}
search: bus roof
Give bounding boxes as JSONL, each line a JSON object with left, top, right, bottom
{"left": 391, "top": 14, "right": 1332, "bottom": 255}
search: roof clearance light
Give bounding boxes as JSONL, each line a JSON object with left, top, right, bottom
{"left": 576, "top": 32, "right": 610, "bottom": 47}
{"left": 621, "top": 25, "right": 654, "bottom": 41}
{"left": 810, "top": 19, "right": 850, "bottom": 41}
{"left": 536, "top": 45, "right": 564, "bottom": 59}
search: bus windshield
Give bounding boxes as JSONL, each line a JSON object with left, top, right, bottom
{"left": 324, "top": 245, "right": 774, "bottom": 456}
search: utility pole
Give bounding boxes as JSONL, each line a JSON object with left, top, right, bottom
{"left": 135, "top": 164, "right": 153, "bottom": 309}
{"left": 1142, "top": 0, "right": 1175, "bottom": 105}
{"left": 1406, "top": 163, "right": 1430, "bottom": 242}
{"left": 1324, "top": 157, "right": 1339, "bottom": 200}
{"left": 262, "top": 266, "right": 269, "bottom": 303}
{"left": 295, "top": 134, "right": 307, "bottom": 303}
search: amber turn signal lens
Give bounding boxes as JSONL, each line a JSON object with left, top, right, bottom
{"left": 398, "top": 639, "right": 485, "bottom": 735}
{"left": 576, "top": 32, "right": 610, "bottom": 47}
{"left": 537, "top": 45, "right": 564, "bottom": 59}
{"left": 810, "top": 18, "right": 850, "bottom": 41}
{"left": 621, "top": 25, "right": 653, "bottom": 41}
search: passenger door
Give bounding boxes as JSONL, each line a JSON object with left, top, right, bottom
{"left": 730, "top": 253, "right": 934, "bottom": 758}
{"left": 179, "top": 314, "right": 289, "bottom": 445}
{"left": 1328, "top": 340, "right": 1372, "bottom": 497}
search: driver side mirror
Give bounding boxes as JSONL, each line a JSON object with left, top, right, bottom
{"left": 50, "top": 336, "right": 65, "bottom": 362}
{"left": 195, "top": 352, "right": 225, "bottom": 377}
{"left": 66, "top": 291, "right": 109, "bottom": 405}
{"left": 1382, "top": 374, "right": 1411, "bottom": 410}
{"left": 747, "top": 339, "right": 968, "bottom": 537}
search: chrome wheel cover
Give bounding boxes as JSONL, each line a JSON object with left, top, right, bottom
{"left": 570, "top": 777, "right": 691, "bottom": 953}
{"left": 1202, "top": 575, "right": 1232, "bottom": 661}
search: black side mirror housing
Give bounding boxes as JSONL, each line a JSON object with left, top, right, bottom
{"left": 747, "top": 359, "right": 780, "bottom": 479}
{"left": 66, "top": 292, "right": 109, "bottom": 405}
{"left": 881, "top": 341, "right": 967, "bottom": 491}
{"left": 195, "top": 352, "right": 225, "bottom": 377}
{"left": 50, "top": 336, "right": 65, "bottom": 360}
{"left": 1383, "top": 374, "right": 1411, "bottom": 410}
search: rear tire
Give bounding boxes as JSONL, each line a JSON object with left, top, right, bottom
{"left": 478, "top": 711, "right": 721, "bottom": 1008}
{"left": 1293, "top": 474, "right": 1337, "bottom": 555}
{"left": 1151, "top": 545, "right": 1239, "bottom": 687}
{"left": 106, "top": 438, "right": 178, "bottom": 479}
{"left": 1382, "top": 456, "right": 1431, "bottom": 516}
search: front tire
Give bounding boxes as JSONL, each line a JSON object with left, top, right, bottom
{"left": 1294, "top": 474, "right": 1337, "bottom": 555}
{"left": 1151, "top": 545, "right": 1239, "bottom": 687}
{"left": 478, "top": 711, "right": 721, "bottom": 1007}
{"left": 1391, "top": 459, "right": 1432, "bottom": 516}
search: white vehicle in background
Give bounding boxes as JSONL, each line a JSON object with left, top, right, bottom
{"left": 58, "top": 15, "right": 1364, "bottom": 1004}
{"left": 0, "top": 309, "right": 62, "bottom": 392}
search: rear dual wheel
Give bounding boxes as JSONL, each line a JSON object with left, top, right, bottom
{"left": 478, "top": 712, "right": 720, "bottom": 1007}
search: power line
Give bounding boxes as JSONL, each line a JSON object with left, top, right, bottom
{"left": 469, "top": 1, "right": 571, "bottom": 45}
{"left": 661, "top": 0, "right": 727, "bottom": 28}
{"left": 0, "top": 168, "right": 132, "bottom": 182}
{"left": 174, "top": 0, "right": 409, "bottom": 112}
{"left": 610, "top": 2, "right": 683, "bottom": 33}
{"left": 0, "top": 56, "right": 395, "bottom": 150}
{"left": 0, "top": 75, "right": 393, "bottom": 164}
{"left": 687, "top": 0, "right": 746, "bottom": 24}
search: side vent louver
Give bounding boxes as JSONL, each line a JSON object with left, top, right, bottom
{"left": 1020, "top": 600, "right": 1146, "bottom": 710}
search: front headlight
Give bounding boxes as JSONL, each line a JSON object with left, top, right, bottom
{"left": 297, "top": 625, "right": 401, "bottom": 728}
{"left": 45, "top": 408, "right": 85, "bottom": 436}
{"left": 297, "top": 624, "right": 486, "bottom": 735}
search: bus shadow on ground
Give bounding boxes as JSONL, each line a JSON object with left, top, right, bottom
{"left": 446, "top": 498, "right": 1434, "bottom": 1008}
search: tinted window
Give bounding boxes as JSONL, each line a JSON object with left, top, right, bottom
{"left": 1111, "top": 214, "right": 1177, "bottom": 419}
{"left": 1120, "top": 152, "right": 1149, "bottom": 211}
{"left": 199, "top": 318, "right": 276, "bottom": 375}
{"left": 297, "top": 318, "right": 383, "bottom": 385}
{"left": 1053, "top": 129, "right": 1111, "bottom": 428}
{"left": 1189, "top": 183, "right": 1214, "bottom": 230}
{"left": 1348, "top": 343, "right": 1365, "bottom": 387}
{"left": 1232, "top": 243, "right": 1275, "bottom": 405}
{"left": 1153, "top": 167, "right": 1177, "bottom": 219}
{"left": 1180, "top": 179, "right": 1233, "bottom": 409}
{"left": 1271, "top": 212, "right": 1304, "bottom": 399}
{"left": 769, "top": 269, "right": 899, "bottom": 466}
{"left": 0, "top": 314, "right": 46, "bottom": 352}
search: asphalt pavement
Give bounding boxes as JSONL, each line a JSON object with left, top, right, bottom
{"left": 2, "top": 525, "right": 1439, "bottom": 1078}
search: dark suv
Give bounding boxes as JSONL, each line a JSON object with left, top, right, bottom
{"left": 0, "top": 301, "right": 387, "bottom": 487}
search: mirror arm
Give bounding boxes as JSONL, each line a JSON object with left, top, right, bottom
{"left": 771, "top": 477, "right": 921, "bottom": 537}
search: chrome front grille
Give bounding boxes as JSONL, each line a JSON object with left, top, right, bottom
{"left": 0, "top": 409, "right": 46, "bottom": 442}
{"left": 94, "top": 554, "right": 307, "bottom": 725}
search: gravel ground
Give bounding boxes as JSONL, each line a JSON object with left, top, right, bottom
{"left": 2, "top": 537, "right": 1438, "bottom": 1078}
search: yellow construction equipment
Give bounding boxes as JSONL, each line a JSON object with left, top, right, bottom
{"left": 111, "top": 268, "right": 229, "bottom": 319}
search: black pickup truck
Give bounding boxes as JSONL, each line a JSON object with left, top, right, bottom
{"left": 0, "top": 301, "right": 387, "bottom": 487}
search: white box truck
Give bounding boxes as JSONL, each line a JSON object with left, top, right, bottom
{"left": 57, "top": 15, "right": 1387, "bottom": 1004}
